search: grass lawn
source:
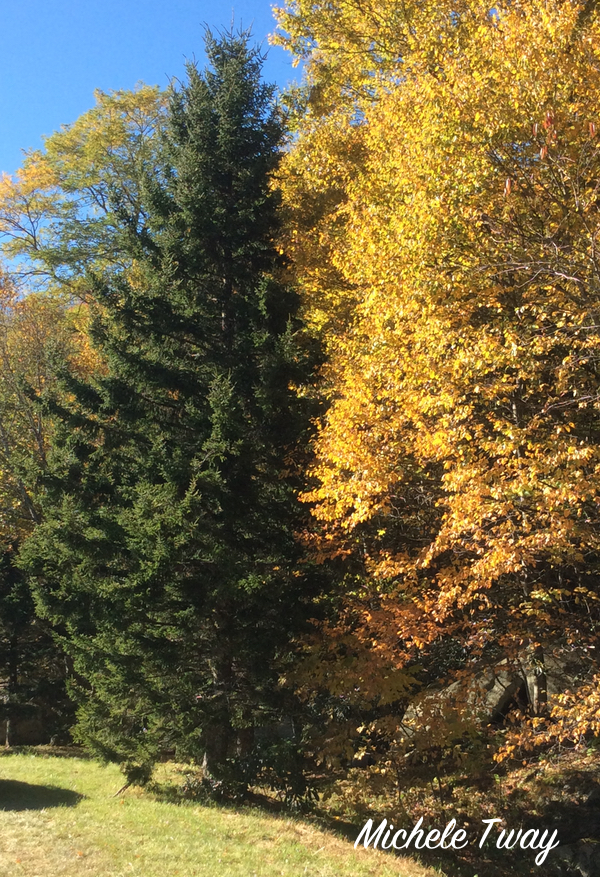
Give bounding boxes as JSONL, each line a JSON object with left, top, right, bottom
{"left": 0, "top": 751, "right": 438, "bottom": 877}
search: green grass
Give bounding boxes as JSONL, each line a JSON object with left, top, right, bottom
{"left": 0, "top": 751, "right": 437, "bottom": 877}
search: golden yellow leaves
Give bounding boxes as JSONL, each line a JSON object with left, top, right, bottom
{"left": 277, "top": 0, "right": 600, "bottom": 748}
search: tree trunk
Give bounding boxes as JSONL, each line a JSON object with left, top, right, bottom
{"left": 202, "top": 722, "right": 232, "bottom": 778}
{"left": 236, "top": 725, "right": 254, "bottom": 757}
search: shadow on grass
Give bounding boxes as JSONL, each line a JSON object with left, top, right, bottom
{"left": 0, "top": 779, "right": 84, "bottom": 811}
{"left": 150, "top": 779, "right": 364, "bottom": 847}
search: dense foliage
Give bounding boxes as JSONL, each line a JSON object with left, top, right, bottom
{"left": 275, "top": 0, "right": 600, "bottom": 765}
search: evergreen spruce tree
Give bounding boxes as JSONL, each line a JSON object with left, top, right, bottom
{"left": 20, "top": 30, "right": 315, "bottom": 787}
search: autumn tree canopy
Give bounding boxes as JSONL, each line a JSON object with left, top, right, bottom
{"left": 275, "top": 0, "right": 600, "bottom": 758}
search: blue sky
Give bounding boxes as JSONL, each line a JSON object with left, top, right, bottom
{"left": 1, "top": 0, "right": 299, "bottom": 175}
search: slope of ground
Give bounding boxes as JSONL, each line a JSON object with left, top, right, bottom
{"left": 0, "top": 751, "right": 437, "bottom": 877}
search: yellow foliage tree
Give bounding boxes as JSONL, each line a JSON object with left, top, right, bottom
{"left": 277, "top": 0, "right": 600, "bottom": 759}
{"left": 0, "top": 85, "right": 165, "bottom": 296}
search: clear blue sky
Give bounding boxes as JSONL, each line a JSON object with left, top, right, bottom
{"left": 1, "top": 0, "right": 299, "bottom": 175}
